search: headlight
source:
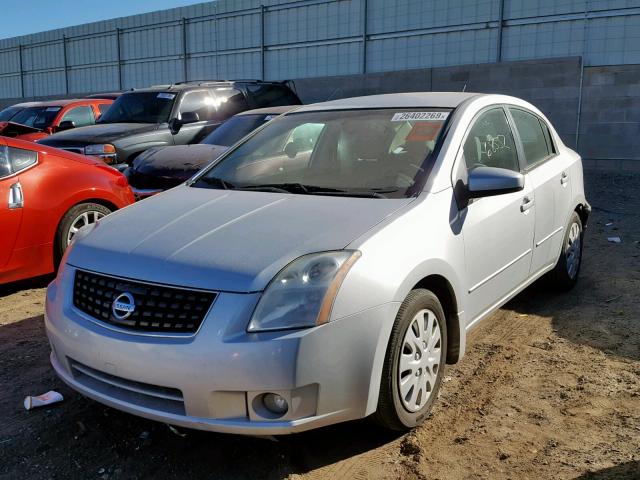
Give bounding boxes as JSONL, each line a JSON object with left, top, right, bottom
{"left": 247, "top": 250, "right": 361, "bottom": 332}
{"left": 84, "top": 144, "right": 117, "bottom": 162}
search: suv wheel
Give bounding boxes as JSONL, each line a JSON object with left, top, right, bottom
{"left": 373, "top": 289, "right": 447, "bottom": 431}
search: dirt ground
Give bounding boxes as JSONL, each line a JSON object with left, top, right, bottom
{"left": 1, "top": 171, "right": 639, "bottom": 480}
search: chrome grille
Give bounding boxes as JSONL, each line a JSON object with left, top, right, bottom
{"left": 73, "top": 269, "right": 216, "bottom": 334}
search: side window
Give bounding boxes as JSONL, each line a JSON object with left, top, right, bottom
{"left": 246, "top": 84, "right": 302, "bottom": 108}
{"left": 211, "top": 88, "right": 249, "bottom": 120}
{"left": 60, "top": 106, "right": 95, "bottom": 127}
{"left": 286, "top": 123, "right": 324, "bottom": 152}
{"left": 178, "top": 90, "right": 212, "bottom": 121}
{"left": 540, "top": 120, "right": 556, "bottom": 155}
{"left": 463, "top": 108, "right": 519, "bottom": 172}
{"left": 98, "top": 103, "right": 111, "bottom": 116}
{"left": 509, "top": 108, "right": 551, "bottom": 168}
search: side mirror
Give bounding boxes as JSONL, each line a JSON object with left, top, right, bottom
{"left": 467, "top": 166, "right": 524, "bottom": 198}
{"left": 284, "top": 142, "right": 299, "bottom": 159}
{"left": 180, "top": 111, "right": 200, "bottom": 125}
{"left": 169, "top": 111, "right": 199, "bottom": 134}
{"left": 56, "top": 120, "right": 76, "bottom": 132}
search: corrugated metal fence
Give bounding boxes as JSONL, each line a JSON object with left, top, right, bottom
{"left": 0, "top": 0, "right": 639, "bottom": 99}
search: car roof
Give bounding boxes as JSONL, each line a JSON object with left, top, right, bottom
{"left": 11, "top": 98, "right": 107, "bottom": 108}
{"left": 236, "top": 105, "right": 300, "bottom": 116}
{"left": 293, "top": 92, "right": 481, "bottom": 112}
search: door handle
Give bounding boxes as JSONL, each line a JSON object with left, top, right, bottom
{"left": 8, "top": 182, "right": 23, "bottom": 209}
{"left": 560, "top": 172, "right": 569, "bottom": 186}
{"left": 520, "top": 196, "right": 534, "bottom": 213}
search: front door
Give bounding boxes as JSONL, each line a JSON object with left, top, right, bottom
{"left": 172, "top": 90, "right": 219, "bottom": 145}
{"left": 0, "top": 177, "right": 23, "bottom": 270}
{"left": 457, "top": 107, "right": 535, "bottom": 325}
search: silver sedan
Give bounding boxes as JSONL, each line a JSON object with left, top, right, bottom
{"left": 45, "top": 92, "right": 589, "bottom": 434}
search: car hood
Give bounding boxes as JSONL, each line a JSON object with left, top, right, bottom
{"left": 134, "top": 144, "right": 228, "bottom": 176}
{"left": 38, "top": 123, "right": 158, "bottom": 146}
{"left": 0, "top": 121, "right": 42, "bottom": 137}
{"left": 68, "top": 185, "right": 413, "bottom": 292}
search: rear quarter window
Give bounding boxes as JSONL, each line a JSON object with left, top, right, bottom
{"left": 246, "top": 84, "right": 301, "bottom": 108}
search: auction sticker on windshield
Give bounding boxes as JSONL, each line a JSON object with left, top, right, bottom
{"left": 391, "top": 112, "right": 449, "bottom": 122}
{"left": 157, "top": 93, "right": 176, "bottom": 100}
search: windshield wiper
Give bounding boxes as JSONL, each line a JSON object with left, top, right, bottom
{"left": 235, "top": 183, "right": 312, "bottom": 194}
{"left": 309, "top": 187, "right": 401, "bottom": 199}
{"left": 196, "top": 176, "right": 235, "bottom": 190}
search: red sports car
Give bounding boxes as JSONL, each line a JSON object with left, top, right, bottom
{"left": 0, "top": 98, "right": 113, "bottom": 142}
{"left": 0, "top": 136, "right": 134, "bottom": 284}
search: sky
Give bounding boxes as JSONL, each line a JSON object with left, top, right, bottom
{"left": 0, "top": 0, "right": 205, "bottom": 39}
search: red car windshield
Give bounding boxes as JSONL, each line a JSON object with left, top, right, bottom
{"left": 0, "top": 106, "right": 23, "bottom": 122}
{"left": 10, "top": 106, "right": 62, "bottom": 130}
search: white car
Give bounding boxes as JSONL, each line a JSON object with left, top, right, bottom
{"left": 45, "top": 92, "right": 589, "bottom": 434}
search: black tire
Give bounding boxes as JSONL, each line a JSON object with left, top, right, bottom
{"left": 546, "top": 211, "right": 583, "bottom": 291}
{"left": 56, "top": 203, "right": 112, "bottom": 260}
{"left": 372, "top": 289, "right": 447, "bottom": 431}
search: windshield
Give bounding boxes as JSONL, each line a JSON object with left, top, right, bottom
{"left": 7, "top": 106, "right": 61, "bottom": 129}
{"left": 98, "top": 92, "right": 175, "bottom": 124}
{"left": 201, "top": 114, "right": 274, "bottom": 147}
{"left": 193, "top": 108, "right": 450, "bottom": 199}
{"left": 0, "top": 106, "right": 23, "bottom": 122}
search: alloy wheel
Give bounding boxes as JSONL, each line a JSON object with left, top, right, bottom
{"left": 398, "top": 309, "right": 442, "bottom": 412}
{"left": 67, "top": 210, "right": 105, "bottom": 245}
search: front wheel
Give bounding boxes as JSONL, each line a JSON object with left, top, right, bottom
{"left": 547, "top": 211, "right": 583, "bottom": 291}
{"left": 56, "top": 203, "right": 111, "bottom": 259}
{"left": 373, "top": 289, "right": 447, "bottom": 431}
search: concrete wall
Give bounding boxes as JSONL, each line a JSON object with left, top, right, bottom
{"left": 295, "top": 56, "right": 640, "bottom": 171}
{"left": 579, "top": 65, "right": 640, "bottom": 171}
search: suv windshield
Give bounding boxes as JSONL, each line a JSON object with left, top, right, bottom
{"left": 193, "top": 108, "right": 450, "bottom": 199}
{"left": 0, "top": 106, "right": 23, "bottom": 122}
{"left": 202, "top": 114, "right": 274, "bottom": 147}
{"left": 7, "top": 106, "right": 61, "bottom": 129}
{"left": 99, "top": 92, "right": 175, "bottom": 124}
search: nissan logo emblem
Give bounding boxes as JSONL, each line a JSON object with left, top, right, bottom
{"left": 112, "top": 292, "right": 135, "bottom": 320}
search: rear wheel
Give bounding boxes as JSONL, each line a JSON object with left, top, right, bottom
{"left": 373, "top": 289, "right": 447, "bottom": 431}
{"left": 547, "top": 211, "right": 583, "bottom": 291}
{"left": 56, "top": 203, "right": 111, "bottom": 259}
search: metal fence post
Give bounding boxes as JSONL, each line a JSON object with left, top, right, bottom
{"left": 362, "top": 0, "right": 368, "bottom": 73}
{"left": 62, "top": 35, "right": 69, "bottom": 94}
{"left": 496, "top": 0, "right": 505, "bottom": 62}
{"left": 182, "top": 17, "right": 188, "bottom": 82}
{"left": 260, "top": 5, "right": 266, "bottom": 80}
{"left": 18, "top": 44, "right": 25, "bottom": 98}
{"left": 116, "top": 28, "right": 123, "bottom": 90}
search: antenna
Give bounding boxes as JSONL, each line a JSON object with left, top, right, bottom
{"left": 462, "top": 83, "right": 467, "bottom": 92}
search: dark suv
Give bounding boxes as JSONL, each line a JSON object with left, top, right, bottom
{"left": 37, "top": 80, "right": 301, "bottom": 167}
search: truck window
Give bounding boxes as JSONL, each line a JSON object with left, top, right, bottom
{"left": 246, "top": 84, "right": 301, "bottom": 108}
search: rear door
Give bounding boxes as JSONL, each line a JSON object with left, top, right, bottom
{"left": 0, "top": 141, "right": 24, "bottom": 268}
{"left": 508, "top": 107, "right": 567, "bottom": 274}
{"left": 457, "top": 106, "right": 535, "bottom": 324}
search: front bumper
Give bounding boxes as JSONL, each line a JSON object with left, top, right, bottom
{"left": 45, "top": 266, "right": 397, "bottom": 435}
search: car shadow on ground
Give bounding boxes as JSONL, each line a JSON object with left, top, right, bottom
{"left": 0, "top": 312, "right": 403, "bottom": 479}
{"left": 573, "top": 461, "right": 640, "bottom": 479}
{"left": 0, "top": 275, "right": 52, "bottom": 298}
